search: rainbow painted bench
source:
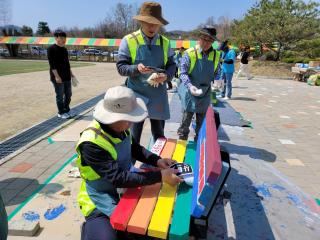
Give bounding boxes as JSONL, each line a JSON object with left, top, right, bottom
{"left": 110, "top": 107, "right": 231, "bottom": 239}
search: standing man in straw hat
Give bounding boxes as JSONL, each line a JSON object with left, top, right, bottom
{"left": 77, "top": 86, "right": 182, "bottom": 240}
{"left": 177, "top": 26, "right": 221, "bottom": 142}
{"left": 116, "top": 1, "right": 176, "bottom": 144}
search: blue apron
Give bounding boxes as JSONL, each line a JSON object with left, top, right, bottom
{"left": 126, "top": 41, "right": 170, "bottom": 120}
{"left": 178, "top": 51, "right": 215, "bottom": 113}
{"left": 85, "top": 134, "right": 133, "bottom": 217}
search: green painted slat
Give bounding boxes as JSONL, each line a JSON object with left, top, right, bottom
{"left": 27, "top": 37, "right": 36, "bottom": 44}
{"left": 190, "top": 40, "right": 197, "bottom": 47}
{"left": 316, "top": 198, "right": 320, "bottom": 206}
{"left": 169, "top": 141, "right": 197, "bottom": 240}
{"left": 88, "top": 38, "right": 96, "bottom": 46}
{"left": 8, "top": 37, "right": 17, "bottom": 43}
{"left": 108, "top": 39, "right": 115, "bottom": 46}
{"left": 170, "top": 40, "right": 177, "bottom": 49}
{"left": 48, "top": 38, "right": 55, "bottom": 44}
{"left": 67, "top": 38, "right": 76, "bottom": 45}
{"left": 212, "top": 41, "right": 219, "bottom": 49}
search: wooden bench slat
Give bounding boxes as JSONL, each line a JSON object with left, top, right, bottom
{"left": 205, "top": 107, "right": 222, "bottom": 184}
{"left": 110, "top": 138, "right": 167, "bottom": 231}
{"left": 148, "top": 140, "right": 187, "bottom": 239}
{"left": 126, "top": 183, "right": 162, "bottom": 234}
{"left": 110, "top": 187, "right": 144, "bottom": 231}
{"left": 169, "top": 141, "right": 197, "bottom": 240}
{"left": 126, "top": 139, "right": 177, "bottom": 235}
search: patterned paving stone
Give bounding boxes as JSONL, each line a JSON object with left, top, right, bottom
{"left": 285, "top": 158, "right": 305, "bottom": 166}
{"left": 282, "top": 123, "right": 297, "bottom": 129}
{"left": 278, "top": 139, "right": 295, "bottom": 145}
{"left": 297, "top": 111, "right": 308, "bottom": 115}
{"left": 9, "top": 162, "right": 33, "bottom": 173}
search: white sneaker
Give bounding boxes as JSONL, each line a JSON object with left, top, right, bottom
{"left": 223, "top": 96, "right": 231, "bottom": 100}
{"left": 66, "top": 111, "right": 76, "bottom": 118}
{"left": 58, "top": 113, "right": 70, "bottom": 119}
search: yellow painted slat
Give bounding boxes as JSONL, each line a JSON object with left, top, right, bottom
{"left": 100, "top": 39, "right": 108, "bottom": 46}
{"left": 80, "top": 38, "right": 90, "bottom": 45}
{"left": 147, "top": 140, "right": 187, "bottom": 239}
{"left": 182, "top": 40, "right": 190, "bottom": 49}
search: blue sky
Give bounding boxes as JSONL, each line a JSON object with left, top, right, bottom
{"left": 11, "top": 0, "right": 258, "bottom": 32}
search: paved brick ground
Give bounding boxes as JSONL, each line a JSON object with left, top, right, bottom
{"left": 227, "top": 77, "right": 320, "bottom": 198}
{"left": 1, "top": 72, "right": 320, "bottom": 239}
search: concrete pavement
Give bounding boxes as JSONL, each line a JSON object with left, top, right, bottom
{"left": 0, "top": 74, "right": 320, "bottom": 239}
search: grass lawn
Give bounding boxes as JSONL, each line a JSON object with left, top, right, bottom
{"left": 0, "top": 59, "right": 95, "bottom": 76}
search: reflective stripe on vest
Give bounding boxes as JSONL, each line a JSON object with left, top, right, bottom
{"left": 186, "top": 46, "right": 221, "bottom": 74}
{"left": 125, "top": 29, "right": 169, "bottom": 65}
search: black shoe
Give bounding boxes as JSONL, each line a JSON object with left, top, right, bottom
{"left": 178, "top": 135, "right": 188, "bottom": 140}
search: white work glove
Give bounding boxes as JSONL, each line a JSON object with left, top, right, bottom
{"left": 189, "top": 85, "right": 203, "bottom": 96}
{"left": 71, "top": 76, "right": 79, "bottom": 87}
{"left": 147, "top": 73, "right": 160, "bottom": 88}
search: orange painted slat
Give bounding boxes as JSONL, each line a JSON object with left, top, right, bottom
{"left": 110, "top": 187, "right": 144, "bottom": 231}
{"left": 159, "top": 138, "right": 177, "bottom": 158}
{"left": 126, "top": 139, "right": 177, "bottom": 235}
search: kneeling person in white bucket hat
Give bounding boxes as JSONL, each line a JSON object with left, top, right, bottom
{"left": 76, "top": 86, "right": 182, "bottom": 240}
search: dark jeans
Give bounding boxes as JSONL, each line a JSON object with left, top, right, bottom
{"left": 131, "top": 119, "right": 165, "bottom": 144}
{"left": 0, "top": 193, "right": 8, "bottom": 240}
{"left": 81, "top": 210, "right": 125, "bottom": 240}
{"left": 51, "top": 80, "right": 72, "bottom": 114}
{"left": 177, "top": 111, "right": 205, "bottom": 142}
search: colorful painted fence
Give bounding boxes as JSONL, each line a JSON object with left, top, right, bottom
{"left": 0, "top": 36, "right": 199, "bottom": 48}
{"left": 0, "top": 36, "right": 231, "bottom": 50}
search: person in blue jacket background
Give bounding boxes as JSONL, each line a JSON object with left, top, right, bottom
{"left": 220, "top": 40, "right": 236, "bottom": 99}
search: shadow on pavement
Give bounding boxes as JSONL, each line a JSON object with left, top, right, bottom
{"left": 221, "top": 142, "right": 277, "bottom": 162}
{"left": 231, "top": 97, "right": 256, "bottom": 101}
{"left": 208, "top": 168, "right": 276, "bottom": 240}
{"left": 0, "top": 178, "right": 64, "bottom": 206}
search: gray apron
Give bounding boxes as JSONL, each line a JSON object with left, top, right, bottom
{"left": 86, "top": 134, "right": 133, "bottom": 217}
{"left": 179, "top": 49, "right": 216, "bottom": 113}
{"left": 126, "top": 36, "right": 170, "bottom": 120}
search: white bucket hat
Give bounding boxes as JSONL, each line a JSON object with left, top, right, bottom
{"left": 93, "top": 86, "right": 148, "bottom": 124}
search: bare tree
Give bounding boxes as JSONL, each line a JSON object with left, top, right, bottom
{"left": 101, "top": 2, "right": 139, "bottom": 38}
{"left": 217, "top": 16, "right": 232, "bottom": 41}
{"left": 197, "top": 16, "right": 217, "bottom": 29}
{"left": 0, "top": 0, "right": 12, "bottom": 26}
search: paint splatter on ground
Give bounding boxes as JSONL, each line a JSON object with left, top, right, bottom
{"left": 254, "top": 184, "right": 272, "bottom": 198}
{"left": 271, "top": 184, "right": 286, "bottom": 191}
{"left": 44, "top": 204, "right": 66, "bottom": 220}
{"left": 287, "top": 194, "right": 301, "bottom": 205}
{"left": 22, "top": 211, "right": 40, "bottom": 222}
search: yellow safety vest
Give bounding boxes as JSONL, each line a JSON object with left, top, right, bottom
{"left": 76, "top": 120, "right": 129, "bottom": 217}
{"left": 125, "top": 29, "right": 169, "bottom": 65}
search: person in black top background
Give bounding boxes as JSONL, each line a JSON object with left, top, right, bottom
{"left": 235, "top": 46, "right": 253, "bottom": 80}
{"left": 47, "top": 30, "right": 76, "bottom": 119}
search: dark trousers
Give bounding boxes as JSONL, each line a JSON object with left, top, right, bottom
{"left": 0, "top": 193, "right": 8, "bottom": 240}
{"left": 81, "top": 210, "right": 141, "bottom": 240}
{"left": 177, "top": 111, "right": 206, "bottom": 142}
{"left": 51, "top": 80, "right": 72, "bottom": 114}
{"left": 131, "top": 119, "right": 165, "bottom": 144}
